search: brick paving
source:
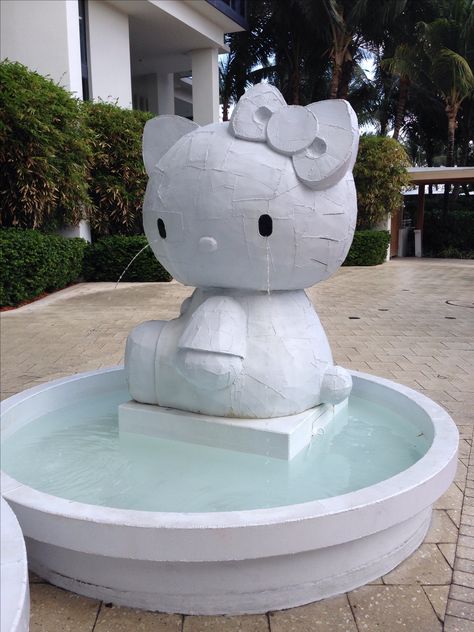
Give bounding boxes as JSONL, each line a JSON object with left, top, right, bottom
{"left": 1, "top": 258, "right": 473, "bottom": 632}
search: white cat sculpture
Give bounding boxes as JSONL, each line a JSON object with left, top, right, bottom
{"left": 125, "top": 83, "right": 359, "bottom": 419}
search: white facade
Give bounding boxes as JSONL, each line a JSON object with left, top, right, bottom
{"left": 1, "top": 0, "right": 245, "bottom": 118}
{"left": 87, "top": 0, "right": 132, "bottom": 107}
{"left": 1, "top": 0, "right": 83, "bottom": 96}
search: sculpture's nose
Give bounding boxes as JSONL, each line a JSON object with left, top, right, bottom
{"left": 198, "top": 237, "right": 218, "bottom": 253}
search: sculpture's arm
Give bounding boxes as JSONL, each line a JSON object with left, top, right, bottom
{"left": 125, "top": 320, "right": 165, "bottom": 404}
{"left": 176, "top": 296, "right": 247, "bottom": 390}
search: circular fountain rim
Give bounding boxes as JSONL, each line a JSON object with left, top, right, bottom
{"left": 1, "top": 366, "right": 458, "bottom": 562}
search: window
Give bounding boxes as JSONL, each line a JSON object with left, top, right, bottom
{"left": 205, "top": 0, "right": 247, "bottom": 29}
{"left": 78, "top": 0, "right": 90, "bottom": 100}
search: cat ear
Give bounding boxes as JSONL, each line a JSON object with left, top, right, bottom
{"left": 143, "top": 115, "right": 199, "bottom": 176}
{"left": 292, "top": 100, "right": 359, "bottom": 190}
{"left": 229, "top": 83, "right": 287, "bottom": 141}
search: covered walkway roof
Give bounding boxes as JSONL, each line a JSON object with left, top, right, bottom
{"left": 406, "top": 167, "right": 474, "bottom": 232}
{"left": 407, "top": 167, "right": 474, "bottom": 186}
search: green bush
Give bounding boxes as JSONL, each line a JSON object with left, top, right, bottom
{"left": 0, "top": 61, "right": 91, "bottom": 229}
{"left": 354, "top": 136, "right": 411, "bottom": 230}
{"left": 343, "top": 230, "right": 391, "bottom": 266}
{"left": 402, "top": 202, "right": 474, "bottom": 257}
{"left": 0, "top": 228, "right": 88, "bottom": 306}
{"left": 437, "top": 246, "right": 474, "bottom": 259}
{"left": 84, "top": 102, "right": 153, "bottom": 237}
{"left": 83, "top": 235, "right": 172, "bottom": 282}
{"left": 423, "top": 207, "right": 474, "bottom": 256}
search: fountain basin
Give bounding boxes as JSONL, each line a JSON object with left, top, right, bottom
{"left": 1, "top": 497, "right": 29, "bottom": 632}
{"left": 0, "top": 367, "right": 458, "bottom": 615}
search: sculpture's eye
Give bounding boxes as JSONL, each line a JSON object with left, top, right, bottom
{"left": 258, "top": 214, "right": 273, "bottom": 237}
{"left": 157, "top": 218, "right": 167, "bottom": 239}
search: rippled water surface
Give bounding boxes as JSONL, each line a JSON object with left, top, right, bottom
{"left": 2, "top": 389, "right": 429, "bottom": 512}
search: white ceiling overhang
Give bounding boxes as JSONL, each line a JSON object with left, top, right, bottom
{"left": 107, "top": 0, "right": 241, "bottom": 76}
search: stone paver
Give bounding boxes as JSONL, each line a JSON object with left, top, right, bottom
{"left": 2, "top": 258, "right": 474, "bottom": 631}
{"left": 348, "top": 585, "right": 443, "bottom": 631}
{"left": 425, "top": 510, "right": 459, "bottom": 543}
{"left": 94, "top": 605, "right": 182, "bottom": 631}
{"left": 182, "top": 614, "right": 269, "bottom": 631}
{"left": 423, "top": 586, "right": 450, "bottom": 622}
{"left": 29, "top": 584, "right": 100, "bottom": 632}
{"left": 382, "top": 543, "right": 453, "bottom": 585}
{"left": 269, "top": 595, "right": 357, "bottom": 631}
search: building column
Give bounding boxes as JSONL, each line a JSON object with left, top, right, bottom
{"left": 191, "top": 48, "right": 219, "bottom": 125}
{"left": 157, "top": 73, "right": 175, "bottom": 115}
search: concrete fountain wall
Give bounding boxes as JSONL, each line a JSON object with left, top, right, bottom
{"left": 0, "top": 367, "right": 458, "bottom": 615}
{"left": 1, "top": 497, "right": 29, "bottom": 631}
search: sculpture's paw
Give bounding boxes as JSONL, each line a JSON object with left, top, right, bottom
{"left": 177, "top": 349, "right": 242, "bottom": 391}
{"left": 320, "top": 365, "right": 352, "bottom": 405}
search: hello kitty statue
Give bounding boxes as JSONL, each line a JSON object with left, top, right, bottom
{"left": 124, "top": 83, "right": 359, "bottom": 420}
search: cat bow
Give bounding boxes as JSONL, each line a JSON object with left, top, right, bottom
{"left": 229, "top": 83, "right": 359, "bottom": 190}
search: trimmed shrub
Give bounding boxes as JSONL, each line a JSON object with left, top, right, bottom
{"left": 0, "top": 228, "right": 87, "bottom": 307}
{"left": 0, "top": 61, "right": 91, "bottom": 229}
{"left": 83, "top": 102, "right": 153, "bottom": 237}
{"left": 422, "top": 207, "right": 474, "bottom": 257}
{"left": 354, "top": 136, "right": 411, "bottom": 230}
{"left": 83, "top": 235, "right": 172, "bottom": 282}
{"left": 343, "top": 230, "right": 390, "bottom": 266}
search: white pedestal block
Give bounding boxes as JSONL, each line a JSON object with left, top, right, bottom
{"left": 118, "top": 400, "right": 346, "bottom": 460}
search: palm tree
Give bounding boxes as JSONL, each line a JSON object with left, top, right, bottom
{"left": 380, "top": 0, "right": 440, "bottom": 140}
{"left": 218, "top": 1, "right": 273, "bottom": 117}
{"left": 383, "top": 44, "right": 421, "bottom": 140}
{"left": 420, "top": 0, "right": 474, "bottom": 166}
{"left": 315, "top": 0, "right": 407, "bottom": 100}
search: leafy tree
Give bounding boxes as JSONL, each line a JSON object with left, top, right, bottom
{"left": 354, "top": 136, "right": 411, "bottom": 230}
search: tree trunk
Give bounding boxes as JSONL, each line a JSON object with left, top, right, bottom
{"left": 393, "top": 76, "right": 410, "bottom": 141}
{"left": 290, "top": 40, "right": 300, "bottom": 105}
{"left": 379, "top": 109, "right": 389, "bottom": 136}
{"left": 446, "top": 106, "right": 457, "bottom": 167}
{"left": 329, "top": 60, "right": 342, "bottom": 99}
{"left": 337, "top": 59, "right": 353, "bottom": 99}
{"left": 222, "top": 98, "right": 229, "bottom": 122}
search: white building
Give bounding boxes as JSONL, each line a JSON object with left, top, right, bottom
{"left": 0, "top": 0, "right": 246, "bottom": 125}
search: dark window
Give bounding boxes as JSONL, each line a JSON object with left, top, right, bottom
{"left": 78, "top": 0, "right": 90, "bottom": 100}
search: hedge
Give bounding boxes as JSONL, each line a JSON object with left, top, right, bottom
{"left": 343, "top": 230, "right": 390, "bottom": 266}
{"left": 83, "top": 235, "right": 172, "bottom": 282}
{"left": 0, "top": 61, "right": 152, "bottom": 236}
{"left": 0, "top": 228, "right": 88, "bottom": 307}
{"left": 84, "top": 102, "right": 153, "bottom": 237}
{"left": 0, "top": 61, "right": 91, "bottom": 229}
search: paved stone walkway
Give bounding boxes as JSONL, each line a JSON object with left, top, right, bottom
{"left": 1, "top": 258, "right": 473, "bottom": 632}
